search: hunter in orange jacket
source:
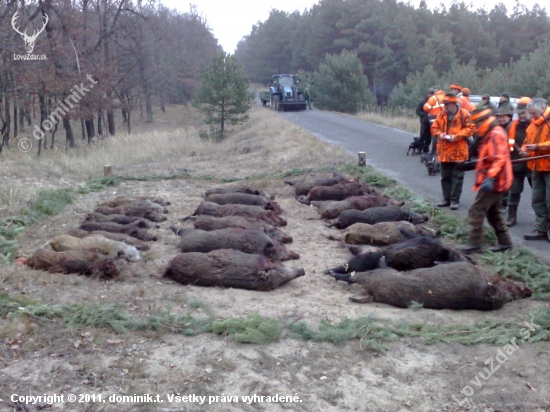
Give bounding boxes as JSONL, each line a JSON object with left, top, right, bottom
{"left": 460, "top": 88, "right": 475, "bottom": 112}
{"left": 430, "top": 98, "right": 474, "bottom": 162}
{"left": 521, "top": 105, "right": 550, "bottom": 172}
{"left": 423, "top": 88, "right": 445, "bottom": 122}
{"left": 456, "top": 107, "right": 513, "bottom": 254}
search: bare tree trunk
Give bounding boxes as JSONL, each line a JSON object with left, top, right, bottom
{"left": 81, "top": 119, "right": 86, "bottom": 140}
{"left": 107, "top": 92, "right": 115, "bottom": 136}
{"left": 97, "top": 110, "right": 103, "bottom": 137}
{"left": 4, "top": 92, "right": 11, "bottom": 148}
{"left": 50, "top": 120, "right": 58, "bottom": 148}
{"left": 85, "top": 118, "right": 95, "bottom": 144}
{"left": 38, "top": 93, "right": 47, "bottom": 154}
{"left": 13, "top": 101, "right": 17, "bottom": 139}
{"left": 145, "top": 92, "right": 153, "bottom": 123}
{"left": 32, "top": 95, "right": 36, "bottom": 119}
{"left": 63, "top": 117, "right": 75, "bottom": 148}
{"left": 19, "top": 105, "right": 25, "bottom": 132}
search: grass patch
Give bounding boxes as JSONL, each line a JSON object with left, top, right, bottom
{"left": 339, "top": 164, "right": 395, "bottom": 187}
{"left": 212, "top": 312, "right": 282, "bottom": 344}
{"left": 2, "top": 292, "right": 549, "bottom": 350}
{"left": 482, "top": 248, "right": 550, "bottom": 300}
{"left": 26, "top": 188, "right": 75, "bottom": 219}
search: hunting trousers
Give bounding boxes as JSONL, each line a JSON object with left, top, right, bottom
{"left": 467, "top": 191, "right": 511, "bottom": 246}
{"left": 419, "top": 122, "right": 431, "bottom": 153}
{"left": 531, "top": 171, "right": 550, "bottom": 232}
{"left": 507, "top": 173, "right": 532, "bottom": 207}
{"left": 440, "top": 162, "right": 465, "bottom": 204}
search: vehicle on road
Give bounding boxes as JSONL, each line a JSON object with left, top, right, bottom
{"left": 260, "top": 74, "right": 307, "bottom": 111}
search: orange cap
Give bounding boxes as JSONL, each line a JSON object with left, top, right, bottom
{"left": 461, "top": 87, "right": 470, "bottom": 95}
{"left": 443, "top": 94, "right": 458, "bottom": 103}
{"left": 450, "top": 84, "right": 462, "bottom": 91}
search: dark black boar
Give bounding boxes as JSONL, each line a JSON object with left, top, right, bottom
{"left": 164, "top": 249, "right": 305, "bottom": 291}
{"left": 326, "top": 262, "right": 532, "bottom": 311}
{"left": 185, "top": 202, "right": 287, "bottom": 227}
{"left": 84, "top": 212, "right": 154, "bottom": 228}
{"left": 192, "top": 215, "right": 292, "bottom": 244}
{"left": 331, "top": 206, "right": 426, "bottom": 229}
{"left": 204, "top": 186, "right": 271, "bottom": 200}
{"left": 95, "top": 205, "right": 167, "bottom": 222}
{"left": 285, "top": 172, "right": 349, "bottom": 196}
{"left": 316, "top": 195, "right": 404, "bottom": 219}
{"left": 79, "top": 221, "right": 157, "bottom": 242}
{"left": 172, "top": 228, "right": 299, "bottom": 261}
{"left": 324, "top": 246, "right": 384, "bottom": 276}
{"left": 26, "top": 249, "right": 122, "bottom": 279}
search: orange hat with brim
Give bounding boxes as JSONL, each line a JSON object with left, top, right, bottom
{"left": 461, "top": 87, "right": 470, "bottom": 95}
{"left": 516, "top": 97, "right": 531, "bottom": 112}
{"left": 443, "top": 94, "right": 458, "bottom": 104}
{"left": 450, "top": 84, "right": 462, "bottom": 91}
{"left": 471, "top": 107, "right": 494, "bottom": 122}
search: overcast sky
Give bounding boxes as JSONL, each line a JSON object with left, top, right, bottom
{"left": 162, "top": 0, "right": 545, "bottom": 53}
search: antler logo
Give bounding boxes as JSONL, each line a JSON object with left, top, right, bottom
{"left": 12, "top": 11, "right": 49, "bottom": 54}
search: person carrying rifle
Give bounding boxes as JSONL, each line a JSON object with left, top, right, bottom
{"left": 505, "top": 97, "right": 532, "bottom": 227}
{"left": 520, "top": 98, "right": 550, "bottom": 241}
{"left": 457, "top": 107, "right": 513, "bottom": 254}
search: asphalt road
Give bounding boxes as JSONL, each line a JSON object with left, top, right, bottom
{"left": 264, "top": 102, "right": 549, "bottom": 257}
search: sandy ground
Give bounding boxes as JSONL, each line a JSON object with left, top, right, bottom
{"left": 1, "top": 171, "right": 549, "bottom": 412}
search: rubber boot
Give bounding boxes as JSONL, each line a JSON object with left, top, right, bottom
{"left": 489, "top": 229, "right": 513, "bottom": 252}
{"left": 506, "top": 206, "right": 518, "bottom": 227}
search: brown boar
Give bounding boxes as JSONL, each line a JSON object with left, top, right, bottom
{"left": 331, "top": 206, "right": 427, "bottom": 229}
{"left": 204, "top": 193, "right": 284, "bottom": 215}
{"left": 340, "top": 221, "right": 438, "bottom": 246}
{"left": 79, "top": 221, "right": 157, "bottom": 242}
{"left": 298, "top": 182, "right": 374, "bottom": 204}
{"left": 26, "top": 249, "right": 122, "bottom": 279}
{"left": 204, "top": 185, "right": 271, "bottom": 200}
{"left": 164, "top": 249, "right": 305, "bottom": 291}
{"left": 84, "top": 212, "right": 154, "bottom": 228}
{"left": 98, "top": 196, "right": 170, "bottom": 207}
{"left": 97, "top": 198, "right": 167, "bottom": 214}
{"left": 94, "top": 205, "right": 167, "bottom": 222}
{"left": 326, "top": 262, "right": 531, "bottom": 311}
{"left": 67, "top": 229, "right": 151, "bottom": 251}
{"left": 285, "top": 172, "right": 349, "bottom": 196}
{"left": 192, "top": 215, "right": 292, "bottom": 244}
{"left": 316, "top": 195, "right": 404, "bottom": 219}
{"left": 185, "top": 202, "right": 287, "bottom": 227}
{"left": 172, "top": 228, "right": 299, "bottom": 261}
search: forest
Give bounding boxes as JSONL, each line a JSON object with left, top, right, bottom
{"left": 0, "top": 0, "right": 219, "bottom": 152}
{"left": 235, "top": 0, "right": 550, "bottom": 105}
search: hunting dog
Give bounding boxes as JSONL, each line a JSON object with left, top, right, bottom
{"left": 420, "top": 153, "right": 441, "bottom": 175}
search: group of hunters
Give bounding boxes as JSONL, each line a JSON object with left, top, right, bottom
{"left": 416, "top": 84, "right": 550, "bottom": 253}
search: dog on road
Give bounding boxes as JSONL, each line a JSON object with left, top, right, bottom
{"left": 420, "top": 153, "right": 441, "bottom": 175}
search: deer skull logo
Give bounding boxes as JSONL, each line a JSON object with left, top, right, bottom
{"left": 12, "top": 11, "right": 49, "bottom": 54}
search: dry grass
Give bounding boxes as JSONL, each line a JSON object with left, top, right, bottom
{"left": 355, "top": 106, "right": 419, "bottom": 134}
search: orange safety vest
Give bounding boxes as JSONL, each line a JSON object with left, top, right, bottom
{"left": 423, "top": 90, "right": 445, "bottom": 120}
{"left": 521, "top": 107, "right": 550, "bottom": 172}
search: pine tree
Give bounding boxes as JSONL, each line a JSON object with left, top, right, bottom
{"left": 195, "top": 51, "right": 254, "bottom": 139}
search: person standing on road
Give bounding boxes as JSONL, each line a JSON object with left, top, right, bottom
{"left": 477, "top": 94, "right": 497, "bottom": 111}
{"left": 495, "top": 106, "right": 514, "bottom": 210}
{"left": 498, "top": 92, "right": 515, "bottom": 113}
{"left": 461, "top": 88, "right": 476, "bottom": 112}
{"left": 416, "top": 88, "right": 434, "bottom": 153}
{"left": 431, "top": 94, "right": 474, "bottom": 210}
{"left": 303, "top": 84, "right": 312, "bottom": 110}
{"left": 424, "top": 86, "right": 445, "bottom": 153}
{"left": 505, "top": 97, "right": 533, "bottom": 227}
{"left": 520, "top": 98, "right": 550, "bottom": 241}
{"left": 457, "top": 107, "right": 513, "bottom": 254}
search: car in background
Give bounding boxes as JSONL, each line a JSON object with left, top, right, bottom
{"left": 469, "top": 95, "right": 519, "bottom": 119}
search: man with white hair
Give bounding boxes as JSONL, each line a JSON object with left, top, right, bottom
{"left": 520, "top": 98, "right": 550, "bottom": 241}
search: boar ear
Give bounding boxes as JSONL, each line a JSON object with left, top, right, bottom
{"left": 117, "top": 250, "right": 125, "bottom": 259}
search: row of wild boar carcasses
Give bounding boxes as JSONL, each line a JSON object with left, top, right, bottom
{"left": 25, "top": 196, "right": 168, "bottom": 279}
{"left": 286, "top": 172, "right": 532, "bottom": 311}
{"left": 164, "top": 186, "right": 305, "bottom": 291}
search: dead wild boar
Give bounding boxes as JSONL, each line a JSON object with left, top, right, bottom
{"left": 285, "top": 172, "right": 349, "bottom": 196}
{"left": 79, "top": 221, "right": 157, "bottom": 242}
{"left": 340, "top": 221, "right": 438, "bottom": 246}
{"left": 98, "top": 196, "right": 170, "bottom": 207}
{"left": 331, "top": 206, "right": 426, "bottom": 229}
{"left": 172, "top": 228, "right": 299, "bottom": 261}
{"left": 97, "top": 199, "right": 167, "bottom": 214}
{"left": 84, "top": 212, "right": 154, "bottom": 228}
{"left": 192, "top": 215, "right": 292, "bottom": 244}
{"left": 326, "top": 262, "right": 532, "bottom": 311}
{"left": 26, "top": 249, "right": 122, "bottom": 279}
{"left": 204, "top": 193, "right": 284, "bottom": 215}
{"left": 164, "top": 249, "right": 305, "bottom": 291}
{"left": 184, "top": 201, "right": 287, "bottom": 227}
{"left": 298, "top": 182, "right": 374, "bottom": 204}
{"left": 95, "top": 205, "right": 167, "bottom": 222}
{"left": 48, "top": 234, "right": 141, "bottom": 262}
{"left": 315, "top": 195, "right": 404, "bottom": 219}
{"left": 68, "top": 229, "right": 151, "bottom": 251}
{"left": 204, "top": 185, "right": 271, "bottom": 200}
